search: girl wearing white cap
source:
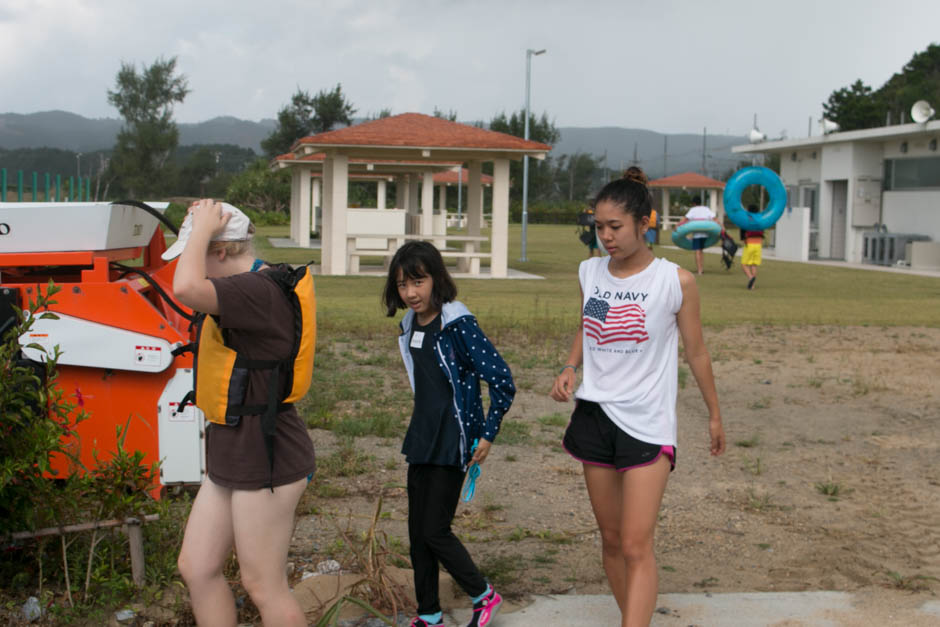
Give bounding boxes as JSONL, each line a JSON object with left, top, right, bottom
{"left": 171, "top": 199, "right": 315, "bottom": 626}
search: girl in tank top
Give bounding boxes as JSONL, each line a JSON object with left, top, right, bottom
{"left": 550, "top": 168, "right": 726, "bottom": 627}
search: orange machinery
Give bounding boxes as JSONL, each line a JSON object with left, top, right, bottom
{"left": 0, "top": 201, "right": 205, "bottom": 496}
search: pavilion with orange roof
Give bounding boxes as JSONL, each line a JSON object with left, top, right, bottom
{"left": 649, "top": 172, "right": 725, "bottom": 226}
{"left": 274, "top": 113, "right": 550, "bottom": 277}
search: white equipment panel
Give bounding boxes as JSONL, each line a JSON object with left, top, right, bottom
{"left": 158, "top": 368, "right": 206, "bottom": 484}
{"left": 0, "top": 201, "right": 169, "bottom": 253}
{"left": 20, "top": 312, "right": 173, "bottom": 373}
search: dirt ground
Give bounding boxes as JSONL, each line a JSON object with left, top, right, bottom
{"left": 287, "top": 325, "right": 940, "bottom": 619}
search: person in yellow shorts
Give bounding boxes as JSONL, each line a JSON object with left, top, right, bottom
{"left": 739, "top": 205, "right": 764, "bottom": 290}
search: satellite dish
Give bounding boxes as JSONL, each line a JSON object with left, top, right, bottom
{"left": 911, "top": 100, "right": 936, "bottom": 124}
{"left": 820, "top": 118, "right": 840, "bottom": 134}
{"left": 748, "top": 128, "right": 767, "bottom": 143}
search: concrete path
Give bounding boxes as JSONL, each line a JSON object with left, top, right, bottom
{"left": 444, "top": 591, "right": 940, "bottom": 627}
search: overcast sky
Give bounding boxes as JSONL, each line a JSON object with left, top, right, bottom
{"left": 1, "top": 0, "right": 938, "bottom": 139}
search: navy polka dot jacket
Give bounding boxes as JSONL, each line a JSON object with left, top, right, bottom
{"left": 398, "top": 301, "right": 516, "bottom": 469}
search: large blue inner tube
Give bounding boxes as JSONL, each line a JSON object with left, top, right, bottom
{"left": 724, "top": 166, "right": 787, "bottom": 231}
{"left": 671, "top": 220, "right": 721, "bottom": 250}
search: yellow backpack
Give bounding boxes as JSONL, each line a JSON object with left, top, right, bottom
{"left": 183, "top": 264, "right": 316, "bottom": 485}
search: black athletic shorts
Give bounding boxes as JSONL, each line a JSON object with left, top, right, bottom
{"left": 563, "top": 400, "right": 676, "bottom": 472}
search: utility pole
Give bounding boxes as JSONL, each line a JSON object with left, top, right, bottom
{"left": 630, "top": 142, "right": 638, "bottom": 166}
{"left": 569, "top": 152, "right": 576, "bottom": 201}
{"left": 701, "top": 127, "right": 707, "bottom": 175}
{"left": 521, "top": 47, "right": 546, "bottom": 262}
{"left": 663, "top": 136, "right": 667, "bottom": 178}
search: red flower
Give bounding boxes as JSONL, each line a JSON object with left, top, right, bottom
{"left": 73, "top": 387, "right": 84, "bottom": 408}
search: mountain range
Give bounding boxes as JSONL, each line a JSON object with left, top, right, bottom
{"left": 0, "top": 110, "right": 749, "bottom": 180}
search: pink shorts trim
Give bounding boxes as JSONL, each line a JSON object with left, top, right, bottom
{"left": 617, "top": 445, "right": 675, "bottom": 473}
{"left": 563, "top": 440, "right": 675, "bottom": 473}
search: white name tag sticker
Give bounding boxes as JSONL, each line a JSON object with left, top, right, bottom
{"left": 410, "top": 331, "right": 425, "bottom": 349}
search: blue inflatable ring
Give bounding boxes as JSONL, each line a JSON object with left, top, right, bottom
{"left": 671, "top": 220, "right": 721, "bottom": 250}
{"left": 724, "top": 166, "right": 787, "bottom": 231}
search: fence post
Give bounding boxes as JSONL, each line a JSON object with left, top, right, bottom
{"left": 125, "top": 518, "right": 145, "bottom": 588}
{"left": 55, "top": 174, "right": 61, "bottom": 202}
{"left": 17, "top": 170, "right": 24, "bottom": 202}
{"left": 85, "top": 176, "right": 91, "bottom": 201}
{"left": 1, "top": 168, "right": 6, "bottom": 202}
{"left": 45, "top": 173, "right": 50, "bottom": 201}
{"left": 32, "top": 172, "right": 38, "bottom": 201}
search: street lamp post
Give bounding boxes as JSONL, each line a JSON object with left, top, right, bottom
{"left": 521, "top": 47, "right": 545, "bottom": 262}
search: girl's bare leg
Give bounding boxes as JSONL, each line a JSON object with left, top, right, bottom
{"left": 620, "top": 456, "right": 670, "bottom": 627}
{"left": 582, "top": 465, "right": 627, "bottom": 613}
{"left": 178, "top": 478, "right": 238, "bottom": 627}
{"left": 232, "top": 478, "right": 308, "bottom": 627}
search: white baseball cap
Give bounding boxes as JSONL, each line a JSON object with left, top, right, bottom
{"left": 161, "top": 202, "right": 252, "bottom": 261}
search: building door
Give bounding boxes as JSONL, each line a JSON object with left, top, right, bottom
{"left": 830, "top": 180, "right": 847, "bottom": 260}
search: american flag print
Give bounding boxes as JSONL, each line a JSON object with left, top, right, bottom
{"left": 583, "top": 297, "right": 650, "bottom": 345}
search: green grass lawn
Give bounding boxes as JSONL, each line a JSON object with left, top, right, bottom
{"left": 255, "top": 224, "right": 940, "bottom": 333}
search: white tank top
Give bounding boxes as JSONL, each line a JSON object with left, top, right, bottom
{"left": 575, "top": 256, "right": 683, "bottom": 446}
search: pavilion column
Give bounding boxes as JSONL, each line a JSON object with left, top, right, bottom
{"left": 408, "top": 175, "right": 420, "bottom": 213}
{"left": 438, "top": 183, "right": 446, "bottom": 213}
{"left": 377, "top": 180, "right": 387, "bottom": 210}
{"left": 396, "top": 175, "right": 409, "bottom": 211}
{"left": 490, "top": 158, "right": 510, "bottom": 278}
{"left": 461, "top": 160, "right": 484, "bottom": 273}
{"left": 312, "top": 178, "right": 321, "bottom": 234}
{"left": 290, "top": 169, "right": 301, "bottom": 243}
{"left": 321, "top": 154, "right": 349, "bottom": 275}
{"left": 421, "top": 171, "right": 434, "bottom": 237}
{"left": 297, "top": 166, "right": 312, "bottom": 248}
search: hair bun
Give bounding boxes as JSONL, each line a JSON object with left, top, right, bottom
{"left": 621, "top": 166, "right": 648, "bottom": 186}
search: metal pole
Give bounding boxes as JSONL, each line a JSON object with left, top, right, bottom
{"left": 663, "top": 136, "right": 667, "bottom": 178}
{"left": 457, "top": 168, "right": 462, "bottom": 222}
{"left": 521, "top": 48, "right": 545, "bottom": 262}
{"left": 56, "top": 174, "right": 61, "bottom": 202}
{"left": 32, "top": 172, "right": 38, "bottom": 201}
{"left": 17, "top": 170, "right": 23, "bottom": 202}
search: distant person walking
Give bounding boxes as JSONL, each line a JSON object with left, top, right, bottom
{"left": 645, "top": 207, "right": 658, "bottom": 249}
{"left": 677, "top": 196, "right": 721, "bottom": 275}
{"left": 739, "top": 204, "right": 764, "bottom": 290}
{"left": 579, "top": 205, "right": 601, "bottom": 258}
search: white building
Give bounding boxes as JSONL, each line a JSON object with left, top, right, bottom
{"left": 733, "top": 120, "right": 940, "bottom": 269}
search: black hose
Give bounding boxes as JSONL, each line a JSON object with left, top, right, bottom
{"left": 111, "top": 263, "right": 195, "bottom": 323}
{"left": 111, "top": 200, "right": 180, "bottom": 235}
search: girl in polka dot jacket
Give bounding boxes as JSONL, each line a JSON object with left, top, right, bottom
{"left": 383, "top": 241, "right": 515, "bottom": 627}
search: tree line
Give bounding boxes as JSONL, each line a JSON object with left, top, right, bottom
{"left": 48, "top": 56, "right": 614, "bottom": 214}
{"left": 822, "top": 44, "right": 940, "bottom": 131}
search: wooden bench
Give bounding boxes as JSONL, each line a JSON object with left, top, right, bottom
{"left": 346, "top": 233, "right": 491, "bottom": 274}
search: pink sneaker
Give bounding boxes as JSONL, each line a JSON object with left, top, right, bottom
{"left": 466, "top": 587, "right": 502, "bottom": 626}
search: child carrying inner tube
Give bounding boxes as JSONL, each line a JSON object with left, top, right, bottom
{"left": 740, "top": 204, "right": 764, "bottom": 290}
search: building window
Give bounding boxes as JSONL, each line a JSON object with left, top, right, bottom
{"left": 884, "top": 156, "right": 940, "bottom": 190}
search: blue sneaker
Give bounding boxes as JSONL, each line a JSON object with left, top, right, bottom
{"left": 410, "top": 617, "right": 443, "bottom": 627}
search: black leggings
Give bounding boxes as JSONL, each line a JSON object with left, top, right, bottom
{"left": 407, "top": 464, "right": 487, "bottom": 615}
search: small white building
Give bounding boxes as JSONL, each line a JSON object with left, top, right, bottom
{"left": 733, "top": 120, "right": 940, "bottom": 269}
